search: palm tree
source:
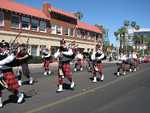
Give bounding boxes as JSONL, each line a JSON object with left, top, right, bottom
{"left": 74, "top": 11, "right": 83, "bottom": 20}
{"left": 131, "top": 21, "right": 136, "bottom": 28}
{"left": 124, "top": 20, "right": 130, "bottom": 27}
{"left": 123, "top": 20, "right": 131, "bottom": 52}
{"left": 114, "top": 27, "right": 127, "bottom": 53}
{"left": 135, "top": 25, "right": 140, "bottom": 30}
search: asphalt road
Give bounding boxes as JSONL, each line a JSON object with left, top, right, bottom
{"left": 0, "top": 63, "right": 150, "bottom": 113}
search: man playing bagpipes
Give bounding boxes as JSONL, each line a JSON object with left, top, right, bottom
{"left": 54, "top": 39, "right": 75, "bottom": 92}
{"left": 41, "top": 48, "right": 52, "bottom": 76}
{"left": 16, "top": 43, "right": 33, "bottom": 86}
{"left": 0, "top": 41, "right": 24, "bottom": 108}
{"left": 127, "top": 50, "right": 139, "bottom": 72}
{"left": 74, "top": 50, "right": 83, "bottom": 72}
{"left": 116, "top": 52, "right": 128, "bottom": 76}
{"left": 83, "top": 49, "right": 95, "bottom": 72}
{"left": 91, "top": 41, "right": 105, "bottom": 82}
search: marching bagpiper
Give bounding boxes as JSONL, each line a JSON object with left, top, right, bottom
{"left": 88, "top": 49, "right": 94, "bottom": 71}
{"left": 0, "top": 41, "right": 24, "bottom": 108}
{"left": 117, "top": 52, "right": 128, "bottom": 76}
{"left": 91, "top": 41, "right": 105, "bottom": 82}
{"left": 74, "top": 50, "right": 83, "bottom": 72}
{"left": 16, "top": 43, "right": 33, "bottom": 86}
{"left": 127, "top": 51, "right": 138, "bottom": 72}
{"left": 54, "top": 39, "right": 75, "bottom": 92}
{"left": 42, "top": 48, "right": 52, "bottom": 76}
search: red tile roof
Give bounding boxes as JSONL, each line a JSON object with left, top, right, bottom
{"left": 49, "top": 6, "right": 77, "bottom": 19}
{"left": 0, "top": 0, "right": 102, "bottom": 34}
{"left": 0, "top": 0, "right": 49, "bottom": 20}
{"left": 77, "top": 21, "right": 102, "bottom": 33}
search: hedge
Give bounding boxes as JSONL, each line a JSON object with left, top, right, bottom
{"left": 28, "top": 56, "right": 42, "bottom": 64}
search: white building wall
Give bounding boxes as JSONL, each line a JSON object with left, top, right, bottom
{"left": 0, "top": 31, "right": 97, "bottom": 56}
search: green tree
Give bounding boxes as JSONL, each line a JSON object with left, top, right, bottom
{"left": 114, "top": 27, "right": 127, "bottom": 53}
{"left": 115, "top": 20, "right": 140, "bottom": 54}
{"left": 124, "top": 20, "right": 130, "bottom": 27}
{"left": 74, "top": 11, "right": 83, "bottom": 20}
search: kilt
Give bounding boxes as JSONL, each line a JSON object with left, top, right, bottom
{"left": 133, "top": 58, "right": 138, "bottom": 63}
{"left": 3, "top": 72, "right": 19, "bottom": 91}
{"left": 43, "top": 60, "right": 50, "bottom": 70}
{"left": 62, "top": 63, "right": 72, "bottom": 77}
{"left": 95, "top": 63, "right": 103, "bottom": 72}
{"left": 77, "top": 59, "right": 82, "bottom": 66}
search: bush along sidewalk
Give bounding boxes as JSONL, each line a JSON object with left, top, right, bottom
{"left": 28, "top": 56, "right": 42, "bottom": 64}
{"left": 27, "top": 56, "right": 56, "bottom": 64}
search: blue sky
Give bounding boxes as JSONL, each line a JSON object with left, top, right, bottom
{"left": 16, "top": 0, "right": 150, "bottom": 46}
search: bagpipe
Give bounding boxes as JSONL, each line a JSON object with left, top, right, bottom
{"left": 0, "top": 79, "right": 8, "bottom": 89}
{"left": 0, "top": 73, "right": 8, "bottom": 89}
{"left": 9, "top": 31, "right": 22, "bottom": 54}
{"left": 8, "top": 31, "right": 32, "bottom": 66}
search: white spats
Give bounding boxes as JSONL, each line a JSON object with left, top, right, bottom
{"left": 80, "top": 67, "right": 83, "bottom": 71}
{"left": 44, "top": 71, "right": 52, "bottom": 76}
{"left": 74, "top": 68, "right": 77, "bottom": 72}
{"left": 44, "top": 72, "right": 47, "bottom": 75}
{"left": 134, "top": 68, "right": 137, "bottom": 72}
{"left": 17, "top": 92, "right": 24, "bottom": 104}
{"left": 92, "top": 77, "right": 97, "bottom": 83}
{"left": 129, "top": 69, "right": 132, "bottom": 72}
{"left": 57, "top": 85, "right": 63, "bottom": 92}
{"left": 123, "top": 72, "right": 126, "bottom": 75}
{"left": 48, "top": 70, "right": 52, "bottom": 75}
{"left": 18, "top": 80, "right": 22, "bottom": 86}
{"left": 29, "top": 77, "right": 33, "bottom": 85}
{"left": 0, "top": 97, "right": 3, "bottom": 108}
{"left": 117, "top": 72, "right": 120, "bottom": 76}
{"left": 101, "top": 74, "right": 104, "bottom": 81}
{"left": 70, "top": 81, "right": 75, "bottom": 89}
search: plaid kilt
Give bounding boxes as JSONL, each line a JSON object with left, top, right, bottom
{"left": 77, "top": 59, "right": 82, "bottom": 66}
{"left": 62, "top": 63, "right": 72, "bottom": 77}
{"left": 95, "top": 63, "right": 103, "bottom": 72}
{"left": 133, "top": 58, "right": 139, "bottom": 63}
{"left": 43, "top": 60, "right": 50, "bottom": 70}
{"left": 3, "top": 72, "right": 19, "bottom": 91}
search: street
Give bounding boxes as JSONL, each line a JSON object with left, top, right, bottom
{"left": 0, "top": 63, "right": 150, "bottom": 113}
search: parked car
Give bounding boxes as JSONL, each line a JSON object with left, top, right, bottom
{"left": 143, "top": 56, "right": 150, "bottom": 63}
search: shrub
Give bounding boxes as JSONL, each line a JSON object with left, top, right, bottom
{"left": 28, "top": 56, "right": 42, "bottom": 64}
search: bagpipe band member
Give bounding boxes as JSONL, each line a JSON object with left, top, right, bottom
{"left": 91, "top": 42, "right": 105, "bottom": 83}
{"left": 0, "top": 42, "right": 24, "bottom": 108}
{"left": 0, "top": 70, "right": 8, "bottom": 108}
{"left": 74, "top": 51, "right": 83, "bottom": 72}
{"left": 54, "top": 39, "right": 75, "bottom": 92}
{"left": 117, "top": 53, "right": 128, "bottom": 76}
{"left": 16, "top": 43, "right": 33, "bottom": 86}
{"left": 87, "top": 49, "right": 94, "bottom": 71}
{"left": 42, "top": 48, "right": 52, "bottom": 76}
{"left": 128, "top": 51, "right": 138, "bottom": 72}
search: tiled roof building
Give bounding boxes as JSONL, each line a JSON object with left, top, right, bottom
{"left": 0, "top": 0, "right": 103, "bottom": 56}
